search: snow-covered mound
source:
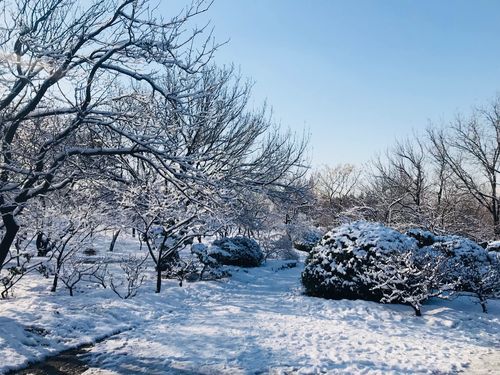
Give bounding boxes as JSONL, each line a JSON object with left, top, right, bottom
{"left": 408, "top": 229, "right": 495, "bottom": 285}
{"left": 407, "top": 228, "right": 487, "bottom": 259}
{"left": 211, "top": 237, "right": 264, "bottom": 267}
{"left": 302, "top": 221, "right": 418, "bottom": 301}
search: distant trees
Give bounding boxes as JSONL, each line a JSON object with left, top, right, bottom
{"left": 370, "top": 137, "right": 428, "bottom": 227}
{"left": 310, "top": 97, "right": 500, "bottom": 242}
{"left": 428, "top": 99, "right": 500, "bottom": 238}
{"left": 312, "top": 164, "right": 361, "bottom": 226}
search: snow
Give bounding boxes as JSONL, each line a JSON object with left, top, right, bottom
{"left": 322, "top": 221, "right": 418, "bottom": 255}
{"left": 408, "top": 228, "right": 490, "bottom": 261}
{"left": 487, "top": 240, "right": 500, "bottom": 252}
{"left": 1, "top": 234, "right": 500, "bottom": 374}
{"left": 302, "top": 221, "right": 420, "bottom": 300}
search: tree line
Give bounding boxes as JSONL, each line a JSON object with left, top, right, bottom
{"left": 311, "top": 97, "right": 500, "bottom": 243}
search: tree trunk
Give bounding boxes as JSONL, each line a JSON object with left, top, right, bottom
{"left": 51, "top": 274, "right": 59, "bottom": 293}
{"left": 412, "top": 305, "right": 422, "bottom": 317}
{"left": 51, "top": 249, "right": 65, "bottom": 293}
{"left": 109, "top": 229, "right": 121, "bottom": 252}
{"left": 0, "top": 213, "right": 20, "bottom": 271}
{"left": 156, "top": 266, "right": 162, "bottom": 293}
{"left": 479, "top": 296, "right": 488, "bottom": 313}
{"left": 481, "top": 302, "right": 488, "bottom": 313}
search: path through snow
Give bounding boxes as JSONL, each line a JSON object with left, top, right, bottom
{"left": 1, "top": 248, "right": 499, "bottom": 374}
{"left": 79, "top": 263, "right": 499, "bottom": 374}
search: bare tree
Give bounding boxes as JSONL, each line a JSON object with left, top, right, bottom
{"left": 369, "top": 136, "right": 428, "bottom": 228}
{"left": 426, "top": 150, "right": 486, "bottom": 239}
{"left": 428, "top": 98, "right": 500, "bottom": 238}
{"left": 312, "top": 164, "right": 361, "bottom": 226}
{"left": 108, "top": 254, "right": 148, "bottom": 299}
{"left": 0, "top": 0, "right": 215, "bottom": 270}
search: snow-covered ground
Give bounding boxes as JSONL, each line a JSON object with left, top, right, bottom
{"left": 1, "top": 235, "right": 499, "bottom": 374}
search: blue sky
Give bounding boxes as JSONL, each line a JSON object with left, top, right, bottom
{"left": 166, "top": 0, "right": 500, "bottom": 166}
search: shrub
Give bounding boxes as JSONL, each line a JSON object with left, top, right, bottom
{"left": 191, "top": 243, "right": 231, "bottom": 280}
{"left": 292, "top": 227, "right": 323, "bottom": 252}
{"left": 301, "top": 221, "right": 418, "bottom": 301}
{"left": 211, "top": 237, "right": 264, "bottom": 267}
{"left": 407, "top": 228, "right": 500, "bottom": 312}
{"left": 412, "top": 231, "right": 489, "bottom": 284}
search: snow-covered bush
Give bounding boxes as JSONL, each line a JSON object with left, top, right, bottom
{"left": 211, "top": 237, "right": 264, "bottom": 267}
{"left": 457, "top": 255, "right": 500, "bottom": 312}
{"left": 408, "top": 229, "right": 500, "bottom": 312}
{"left": 191, "top": 243, "right": 231, "bottom": 280}
{"left": 437, "top": 237, "right": 500, "bottom": 313}
{"left": 292, "top": 227, "right": 324, "bottom": 253}
{"left": 302, "top": 221, "right": 418, "bottom": 302}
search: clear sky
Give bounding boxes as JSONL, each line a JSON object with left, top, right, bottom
{"left": 165, "top": 0, "right": 500, "bottom": 166}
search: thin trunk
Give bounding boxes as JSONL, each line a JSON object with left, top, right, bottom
{"left": 156, "top": 266, "right": 162, "bottom": 293}
{"left": 109, "top": 229, "right": 121, "bottom": 252}
{"left": 0, "top": 213, "right": 20, "bottom": 270}
{"left": 51, "top": 274, "right": 59, "bottom": 293}
{"left": 412, "top": 305, "right": 422, "bottom": 317}
{"left": 479, "top": 296, "right": 488, "bottom": 313}
{"left": 481, "top": 302, "right": 488, "bottom": 313}
{"left": 14, "top": 237, "right": 21, "bottom": 267}
{"left": 51, "top": 246, "right": 65, "bottom": 292}
{"left": 154, "top": 238, "right": 167, "bottom": 294}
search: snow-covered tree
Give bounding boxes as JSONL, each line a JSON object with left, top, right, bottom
{"left": 0, "top": 0, "right": 218, "bottom": 271}
{"left": 0, "top": 1, "right": 308, "bottom": 280}
{"left": 369, "top": 249, "right": 449, "bottom": 316}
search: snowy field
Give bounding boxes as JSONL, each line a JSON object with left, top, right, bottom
{"left": 1, "top": 235, "right": 499, "bottom": 375}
